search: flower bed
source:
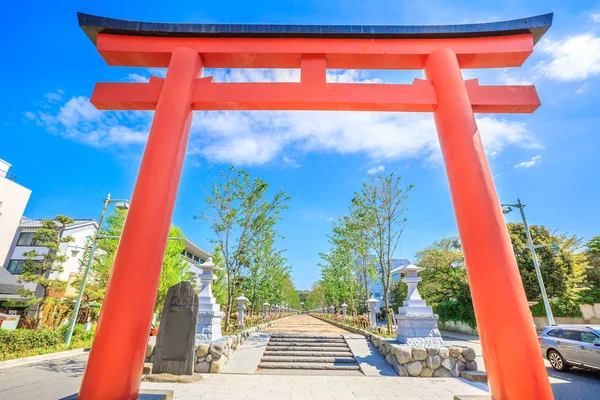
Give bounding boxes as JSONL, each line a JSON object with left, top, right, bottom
{"left": 311, "top": 313, "right": 478, "bottom": 377}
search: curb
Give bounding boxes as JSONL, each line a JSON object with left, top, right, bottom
{"left": 0, "top": 347, "right": 91, "bottom": 370}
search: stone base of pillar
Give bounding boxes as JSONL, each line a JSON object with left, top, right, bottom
{"left": 196, "top": 311, "right": 223, "bottom": 343}
{"left": 395, "top": 313, "right": 445, "bottom": 347}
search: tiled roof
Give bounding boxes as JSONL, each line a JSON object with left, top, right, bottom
{"left": 19, "top": 217, "right": 96, "bottom": 229}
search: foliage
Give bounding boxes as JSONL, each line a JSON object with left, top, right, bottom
{"left": 16, "top": 215, "right": 74, "bottom": 328}
{"left": 210, "top": 244, "right": 228, "bottom": 306}
{"left": 199, "top": 166, "right": 291, "bottom": 327}
{"left": 0, "top": 324, "right": 95, "bottom": 361}
{"left": 580, "top": 236, "right": 600, "bottom": 304}
{"left": 433, "top": 300, "right": 477, "bottom": 328}
{"left": 390, "top": 281, "right": 407, "bottom": 312}
{"left": 304, "top": 282, "right": 326, "bottom": 310}
{"left": 72, "top": 208, "right": 193, "bottom": 315}
{"left": 530, "top": 298, "right": 583, "bottom": 318}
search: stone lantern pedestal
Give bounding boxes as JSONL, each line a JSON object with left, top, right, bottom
{"left": 395, "top": 261, "right": 445, "bottom": 347}
{"left": 196, "top": 257, "right": 223, "bottom": 343}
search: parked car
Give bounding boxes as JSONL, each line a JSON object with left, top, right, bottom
{"left": 539, "top": 325, "right": 600, "bottom": 372}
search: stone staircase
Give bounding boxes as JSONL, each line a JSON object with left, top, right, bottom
{"left": 258, "top": 334, "right": 361, "bottom": 374}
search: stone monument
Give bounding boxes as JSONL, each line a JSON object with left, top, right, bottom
{"left": 195, "top": 257, "right": 223, "bottom": 343}
{"left": 153, "top": 281, "right": 198, "bottom": 375}
{"left": 395, "top": 261, "right": 445, "bottom": 347}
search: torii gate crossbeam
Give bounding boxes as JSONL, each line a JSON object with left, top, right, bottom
{"left": 76, "top": 12, "right": 554, "bottom": 400}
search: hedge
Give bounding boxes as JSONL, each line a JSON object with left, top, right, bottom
{"left": 0, "top": 324, "right": 95, "bottom": 361}
{"left": 433, "top": 300, "right": 477, "bottom": 328}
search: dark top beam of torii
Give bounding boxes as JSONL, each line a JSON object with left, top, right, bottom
{"left": 78, "top": 13, "right": 552, "bottom": 114}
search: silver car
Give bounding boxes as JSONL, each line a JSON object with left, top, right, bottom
{"left": 539, "top": 325, "right": 600, "bottom": 372}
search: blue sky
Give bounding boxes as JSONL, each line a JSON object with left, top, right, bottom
{"left": 3, "top": 1, "right": 600, "bottom": 290}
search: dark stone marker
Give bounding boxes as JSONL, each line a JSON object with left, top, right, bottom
{"left": 152, "top": 281, "right": 198, "bottom": 375}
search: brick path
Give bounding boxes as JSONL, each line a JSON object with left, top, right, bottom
{"left": 262, "top": 314, "right": 351, "bottom": 335}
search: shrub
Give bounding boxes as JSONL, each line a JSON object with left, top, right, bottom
{"left": 434, "top": 300, "right": 477, "bottom": 328}
{"left": 530, "top": 298, "right": 582, "bottom": 318}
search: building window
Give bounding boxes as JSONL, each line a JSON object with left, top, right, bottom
{"left": 17, "top": 232, "right": 42, "bottom": 246}
{"left": 7, "top": 260, "right": 26, "bottom": 275}
{"left": 193, "top": 255, "right": 200, "bottom": 262}
{"left": 374, "top": 293, "right": 381, "bottom": 299}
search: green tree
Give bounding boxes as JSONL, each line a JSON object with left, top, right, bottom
{"left": 199, "top": 166, "right": 290, "bottom": 327}
{"left": 507, "top": 223, "right": 583, "bottom": 302}
{"left": 17, "top": 215, "right": 74, "bottom": 328}
{"left": 581, "top": 236, "right": 600, "bottom": 304}
{"left": 305, "top": 282, "right": 326, "bottom": 310}
{"left": 210, "top": 244, "right": 228, "bottom": 306}
{"left": 73, "top": 209, "right": 192, "bottom": 315}
{"left": 352, "top": 173, "right": 413, "bottom": 330}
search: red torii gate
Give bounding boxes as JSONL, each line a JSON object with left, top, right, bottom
{"left": 77, "top": 12, "right": 554, "bottom": 400}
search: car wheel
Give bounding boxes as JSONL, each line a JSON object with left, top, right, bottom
{"left": 548, "top": 349, "right": 570, "bottom": 372}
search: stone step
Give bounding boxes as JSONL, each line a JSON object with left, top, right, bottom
{"left": 263, "top": 351, "right": 354, "bottom": 357}
{"left": 267, "top": 342, "right": 348, "bottom": 347}
{"left": 460, "top": 370, "right": 488, "bottom": 383}
{"left": 259, "top": 362, "right": 361, "bottom": 370}
{"left": 269, "top": 338, "right": 346, "bottom": 343}
{"left": 261, "top": 356, "right": 357, "bottom": 363}
{"left": 266, "top": 346, "right": 350, "bottom": 352}
{"left": 270, "top": 334, "right": 342, "bottom": 339}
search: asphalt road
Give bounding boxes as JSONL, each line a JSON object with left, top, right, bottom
{"left": 0, "top": 353, "right": 88, "bottom": 400}
{"left": 442, "top": 331, "right": 600, "bottom": 400}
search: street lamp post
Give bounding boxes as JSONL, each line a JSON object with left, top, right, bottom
{"left": 65, "top": 194, "right": 130, "bottom": 346}
{"left": 501, "top": 199, "right": 556, "bottom": 326}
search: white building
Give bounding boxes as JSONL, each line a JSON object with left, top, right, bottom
{"left": 181, "top": 239, "right": 211, "bottom": 280}
{"left": 3, "top": 217, "right": 98, "bottom": 298}
{"left": 0, "top": 159, "right": 31, "bottom": 270}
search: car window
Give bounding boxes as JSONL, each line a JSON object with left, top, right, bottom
{"left": 562, "top": 330, "right": 581, "bottom": 341}
{"left": 546, "top": 329, "right": 561, "bottom": 337}
{"left": 580, "top": 332, "right": 599, "bottom": 344}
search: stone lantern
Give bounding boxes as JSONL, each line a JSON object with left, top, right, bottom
{"left": 236, "top": 294, "right": 249, "bottom": 329}
{"left": 395, "top": 261, "right": 445, "bottom": 347}
{"left": 263, "top": 302, "right": 270, "bottom": 321}
{"left": 341, "top": 303, "right": 348, "bottom": 317}
{"left": 330, "top": 305, "right": 335, "bottom": 314}
{"left": 366, "top": 297, "right": 379, "bottom": 329}
{"left": 196, "top": 257, "right": 223, "bottom": 342}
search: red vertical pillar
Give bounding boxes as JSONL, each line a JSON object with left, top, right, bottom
{"left": 79, "top": 47, "right": 202, "bottom": 400}
{"left": 424, "top": 48, "right": 553, "bottom": 400}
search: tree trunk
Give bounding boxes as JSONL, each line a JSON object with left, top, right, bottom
{"left": 35, "top": 290, "right": 47, "bottom": 329}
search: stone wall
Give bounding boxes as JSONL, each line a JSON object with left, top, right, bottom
{"left": 311, "top": 314, "right": 478, "bottom": 378}
{"left": 438, "top": 320, "right": 479, "bottom": 335}
{"left": 146, "top": 316, "right": 290, "bottom": 374}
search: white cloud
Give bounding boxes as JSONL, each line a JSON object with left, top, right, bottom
{"left": 125, "top": 73, "right": 150, "bottom": 83}
{"left": 367, "top": 165, "right": 385, "bottom": 174}
{"left": 28, "top": 96, "right": 150, "bottom": 147}
{"left": 497, "top": 70, "right": 532, "bottom": 85}
{"left": 514, "top": 155, "right": 541, "bottom": 169}
{"left": 591, "top": 13, "right": 600, "bottom": 23}
{"left": 44, "top": 90, "right": 64, "bottom": 103}
{"left": 536, "top": 34, "right": 600, "bottom": 81}
{"left": 27, "top": 69, "right": 537, "bottom": 165}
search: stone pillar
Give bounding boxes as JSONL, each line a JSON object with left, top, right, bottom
{"left": 341, "top": 303, "right": 348, "bottom": 317}
{"left": 236, "top": 295, "right": 249, "bottom": 329}
{"left": 366, "top": 298, "right": 378, "bottom": 329}
{"left": 394, "top": 261, "right": 445, "bottom": 347}
{"left": 196, "top": 257, "right": 223, "bottom": 343}
{"left": 263, "top": 302, "right": 270, "bottom": 321}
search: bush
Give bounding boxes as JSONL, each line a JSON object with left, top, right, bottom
{"left": 530, "top": 298, "right": 582, "bottom": 318}
{"left": 434, "top": 300, "right": 477, "bottom": 328}
{"left": 0, "top": 324, "right": 95, "bottom": 361}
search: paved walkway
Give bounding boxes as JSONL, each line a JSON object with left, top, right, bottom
{"left": 141, "top": 374, "right": 489, "bottom": 399}
{"left": 262, "top": 314, "right": 350, "bottom": 334}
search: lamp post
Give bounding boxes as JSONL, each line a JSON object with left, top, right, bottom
{"left": 236, "top": 295, "right": 249, "bottom": 329}
{"left": 501, "top": 199, "right": 556, "bottom": 326}
{"left": 65, "top": 194, "right": 129, "bottom": 346}
{"left": 366, "top": 298, "right": 378, "bottom": 329}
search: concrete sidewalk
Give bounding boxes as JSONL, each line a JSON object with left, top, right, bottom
{"left": 141, "top": 373, "right": 489, "bottom": 399}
